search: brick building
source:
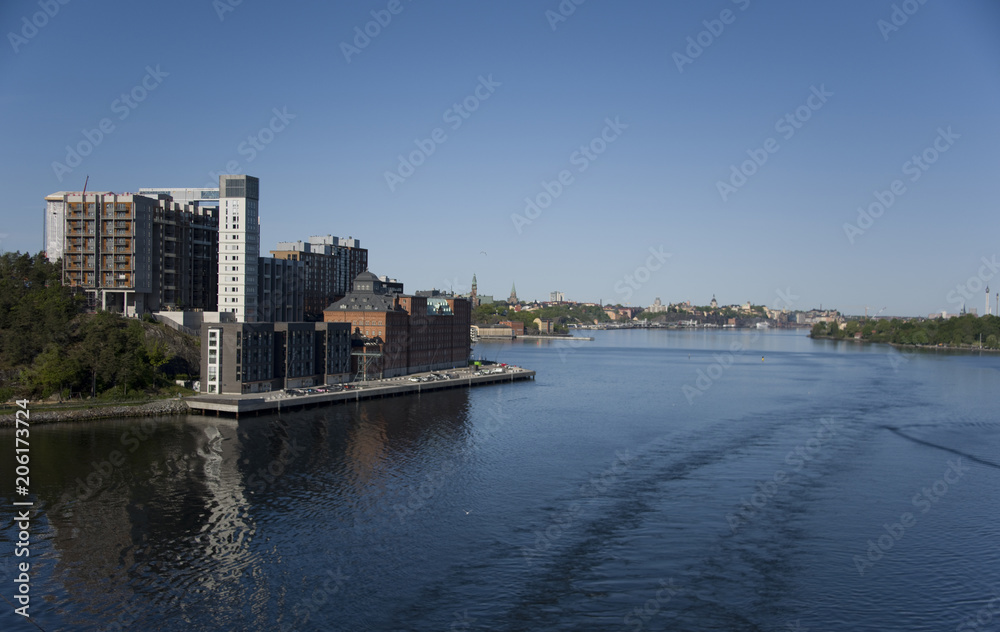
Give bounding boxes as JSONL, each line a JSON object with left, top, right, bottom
{"left": 323, "top": 271, "right": 471, "bottom": 378}
{"left": 499, "top": 320, "right": 525, "bottom": 336}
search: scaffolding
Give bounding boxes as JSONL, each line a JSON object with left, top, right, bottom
{"left": 352, "top": 338, "right": 383, "bottom": 382}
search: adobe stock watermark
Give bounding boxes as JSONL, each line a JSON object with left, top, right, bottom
{"left": 726, "top": 417, "right": 840, "bottom": 533}
{"left": 449, "top": 610, "right": 476, "bottom": 631}
{"left": 47, "top": 417, "right": 176, "bottom": 516}
{"left": 614, "top": 246, "right": 671, "bottom": 302}
{"left": 672, "top": 0, "right": 751, "bottom": 73}
{"left": 510, "top": 116, "right": 628, "bottom": 233}
{"left": 623, "top": 578, "right": 681, "bottom": 631}
{"left": 341, "top": 0, "right": 414, "bottom": 63}
{"left": 716, "top": 84, "right": 833, "bottom": 202}
{"left": 945, "top": 255, "right": 999, "bottom": 313}
{"left": 954, "top": 594, "right": 1000, "bottom": 632}
{"left": 682, "top": 286, "right": 797, "bottom": 404}
{"left": 204, "top": 106, "right": 295, "bottom": 187}
{"left": 853, "top": 457, "right": 970, "bottom": 577}
{"left": 212, "top": 0, "right": 242, "bottom": 21}
{"left": 521, "top": 448, "right": 633, "bottom": 565}
{"left": 51, "top": 65, "right": 169, "bottom": 182}
{"left": 877, "top": 0, "right": 929, "bottom": 42}
{"left": 393, "top": 389, "right": 509, "bottom": 522}
{"left": 384, "top": 74, "right": 501, "bottom": 193}
{"left": 7, "top": 0, "right": 72, "bottom": 54}
{"left": 843, "top": 126, "right": 959, "bottom": 244}
{"left": 277, "top": 567, "right": 351, "bottom": 631}
{"left": 544, "top": 0, "right": 587, "bottom": 31}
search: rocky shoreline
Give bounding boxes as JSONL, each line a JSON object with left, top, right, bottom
{"left": 1, "top": 398, "right": 190, "bottom": 427}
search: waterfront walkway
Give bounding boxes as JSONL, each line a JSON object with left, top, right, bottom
{"left": 186, "top": 366, "right": 535, "bottom": 417}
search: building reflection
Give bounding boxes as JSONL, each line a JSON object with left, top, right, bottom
{"left": 28, "top": 389, "right": 474, "bottom": 627}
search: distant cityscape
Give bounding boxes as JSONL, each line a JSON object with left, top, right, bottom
{"left": 40, "top": 173, "right": 997, "bottom": 394}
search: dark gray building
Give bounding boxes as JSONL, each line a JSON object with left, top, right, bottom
{"left": 202, "top": 321, "right": 351, "bottom": 394}
{"left": 258, "top": 257, "right": 305, "bottom": 322}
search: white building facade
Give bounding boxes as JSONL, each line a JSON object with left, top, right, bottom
{"left": 218, "top": 175, "right": 260, "bottom": 322}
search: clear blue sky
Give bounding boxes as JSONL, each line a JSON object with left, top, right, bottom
{"left": 2, "top": 0, "right": 998, "bottom": 316}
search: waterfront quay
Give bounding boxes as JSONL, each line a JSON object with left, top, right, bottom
{"left": 186, "top": 365, "right": 535, "bottom": 417}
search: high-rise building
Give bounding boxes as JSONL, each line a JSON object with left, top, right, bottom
{"left": 138, "top": 187, "right": 220, "bottom": 209}
{"left": 218, "top": 175, "right": 260, "bottom": 322}
{"left": 48, "top": 190, "right": 220, "bottom": 313}
{"left": 270, "top": 235, "right": 368, "bottom": 320}
{"left": 149, "top": 195, "right": 219, "bottom": 311}
{"left": 46, "top": 191, "right": 155, "bottom": 314}
{"left": 257, "top": 256, "right": 305, "bottom": 322}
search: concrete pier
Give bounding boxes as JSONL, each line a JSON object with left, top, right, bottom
{"left": 185, "top": 366, "right": 535, "bottom": 417}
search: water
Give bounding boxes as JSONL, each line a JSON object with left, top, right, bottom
{"left": 2, "top": 329, "right": 999, "bottom": 631}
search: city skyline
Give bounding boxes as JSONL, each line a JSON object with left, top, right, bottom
{"left": 2, "top": 1, "right": 999, "bottom": 316}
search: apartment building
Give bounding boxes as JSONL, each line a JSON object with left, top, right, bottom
{"left": 271, "top": 235, "right": 368, "bottom": 320}
{"left": 201, "top": 321, "right": 352, "bottom": 394}
{"left": 257, "top": 256, "right": 305, "bottom": 322}
{"left": 218, "top": 175, "right": 260, "bottom": 322}
{"left": 150, "top": 196, "right": 219, "bottom": 311}
{"left": 46, "top": 191, "right": 155, "bottom": 315}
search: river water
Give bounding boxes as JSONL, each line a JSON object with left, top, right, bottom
{"left": 2, "top": 329, "right": 999, "bottom": 631}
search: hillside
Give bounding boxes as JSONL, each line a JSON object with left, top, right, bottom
{"left": 0, "top": 251, "right": 200, "bottom": 401}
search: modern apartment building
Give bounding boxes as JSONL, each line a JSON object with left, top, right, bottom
{"left": 138, "top": 187, "right": 220, "bottom": 209}
{"left": 46, "top": 191, "right": 155, "bottom": 315}
{"left": 47, "top": 190, "right": 219, "bottom": 313}
{"left": 150, "top": 196, "right": 219, "bottom": 311}
{"left": 218, "top": 175, "right": 260, "bottom": 322}
{"left": 271, "top": 235, "right": 368, "bottom": 320}
{"left": 257, "top": 256, "right": 305, "bottom": 322}
{"left": 201, "top": 321, "right": 352, "bottom": 394}
{"left": 48, "top": 175, "right": 365, "bottom": 326}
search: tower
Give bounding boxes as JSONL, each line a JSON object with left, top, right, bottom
{"left": 987, "top": 285, "right": 991, "bottom": 316}
{"left": 508, "top": 281, "right": 518, "bottom": 304}
{"left": 471, "top": 273, "right": 478, "bottom": 307}
{"left": 218, "top": 175, "right": 260, "bottom": 322}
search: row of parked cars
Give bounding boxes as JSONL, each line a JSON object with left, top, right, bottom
{"left": 474, "top": 367, "right": 507, "bottom": 376}
{"left": 285, "top": 384, "right": 359, "bottom": 396}
{"left": 408, "top": 373, "right": 458, "bottom": 383}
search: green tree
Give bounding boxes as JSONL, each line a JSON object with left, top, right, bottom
{"left": 146, "top": 339, "right": 172, "bottom": 382}
{"left": 811, "top": 322, "right": 827, "bottom": 337}
{"left": 29, "top": 343, "right": 81, "bottom": 400}
{"left": 829, "top": 320, "right": 842, "bottom": 338}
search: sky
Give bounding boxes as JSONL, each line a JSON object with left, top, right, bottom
{"left": 1, "top": 0, "right": 999, "bottom": 317}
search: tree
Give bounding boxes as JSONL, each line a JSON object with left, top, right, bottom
{"left": 811, "top": 322, "right": 827, "bottom": 337}
{"left": 146, "top": 339, "right": 172, "bottom": 382}
{"left": 829, "top": 320, "right": 842, "bottom": 338}
{"left": 29, "top": 343, "right": 80, "bottom": 400}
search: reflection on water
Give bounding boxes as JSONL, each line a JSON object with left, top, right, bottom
{"left": 1, "top": 330, "right": 999, "bottom": 631}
